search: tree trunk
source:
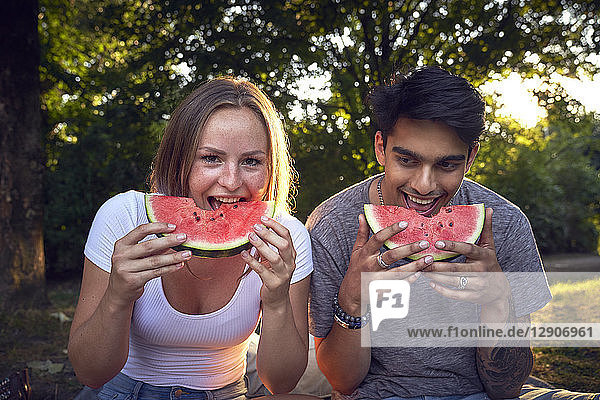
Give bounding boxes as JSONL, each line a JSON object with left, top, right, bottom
{"left": 0, "top": 0, "right": 47, "bottom": 309}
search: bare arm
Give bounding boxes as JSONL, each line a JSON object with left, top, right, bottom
{"left": 313, "top": 303, "right": 372, "bottom": 395}
{"left": 68, "top": 258, "right": 132, "bottom": 388}
{"left": 257, "top": 276, "right": 311, "bottom": 393}
{"left": 242, "top": 216, "right": 312, "bottom": 394}
{"left": 426, "top": 208, "right": 533, "bottom": 398}
{"left": 477, "top": 303, "right": 533, "bottom": 399}
{"left": 314, "top": 215, "right": 430, "bottom": 394}
{"left": 68, "top": 223, "right": 189, "bottom": 388}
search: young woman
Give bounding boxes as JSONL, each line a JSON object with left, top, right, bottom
{"left": 68, "top": 78, "right": 314, "bottom": 399}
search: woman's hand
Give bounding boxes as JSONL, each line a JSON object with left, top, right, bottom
{"left": 108, "top": 222, "right": 192, "bottom": 307}
{"left": 241, "top": 216, "right": 297, "bottom": 310}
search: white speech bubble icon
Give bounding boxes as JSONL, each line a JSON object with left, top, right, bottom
{"left": 369, "top": 279, "right": 410, "bottom": 331}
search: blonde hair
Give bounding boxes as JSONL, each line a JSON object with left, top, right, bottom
{"left": 150, "top": 77, "right": 296, "bottom": 215}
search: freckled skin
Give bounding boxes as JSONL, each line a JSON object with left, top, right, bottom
{"left": 188, "top": 107, "right": 269, "bottom": 210}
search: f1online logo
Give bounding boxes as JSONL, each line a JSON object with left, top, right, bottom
{"left": 369, "top": 280, "right": 411, "bottom": 331}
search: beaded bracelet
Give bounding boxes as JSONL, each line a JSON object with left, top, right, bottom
{"left": 333, "top": 293, "right": 370, "bottom": 330}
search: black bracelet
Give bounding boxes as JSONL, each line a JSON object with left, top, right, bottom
{"left": 333, "top": 293, "right": 370, "bottom": 330}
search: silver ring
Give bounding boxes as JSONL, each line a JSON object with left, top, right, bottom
{"left": 376, "top": 252, "right": 391, "bottom": 269}
{"left": 457, "top": 276, "right": 468, "bottom": 290}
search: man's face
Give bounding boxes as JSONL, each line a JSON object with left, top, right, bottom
{"left": 374, "top": 118, "right": 478, "bottom": 216}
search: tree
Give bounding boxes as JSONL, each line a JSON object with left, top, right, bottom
{"left": 0, "top": 0, "right": 47, "bottom": 308}
{"left": 40, "top": 0, "right": 315, "bottom": 276}
{"left": 281, "top": 0, "right": 600, "bottom": 219}
{"left": 40, "top": 0, "right": 600, "bottom": 278}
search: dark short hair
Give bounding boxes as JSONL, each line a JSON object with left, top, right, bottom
{"left": 366, "top": 66, "right": 485, "bottom": 148}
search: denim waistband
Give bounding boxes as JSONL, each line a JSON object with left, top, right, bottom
{"left": 382, "top": 392, "right": 490, "bottom": 400}
{"left": 97, "top": 373, "right": 247, "bottom": 400}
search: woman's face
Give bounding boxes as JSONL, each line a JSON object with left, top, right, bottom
{"left": 188, "top": 107, "right": 270, "bottom": 210}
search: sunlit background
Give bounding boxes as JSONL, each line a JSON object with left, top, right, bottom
{"left": 290, "top": 63, "right": 600, "bottom": 130}
{"left": 481, "top": 70, "right": 600, "bottom": 128}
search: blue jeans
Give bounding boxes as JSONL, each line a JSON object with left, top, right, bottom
{"left": 96, "top": 373, "right": 247, "bottom": 400}
{"left": 383, "top": 393, "right": 490, "bottom": 400}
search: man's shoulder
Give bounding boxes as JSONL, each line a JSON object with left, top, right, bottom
{"left": 459, "top": 179, "right": 526, "bottom": 221}
{"left": 305, "top": 176, "right": 374, "bottom": 231}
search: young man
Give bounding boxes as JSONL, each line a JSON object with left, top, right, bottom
{"left": 306, "top": 66, "right": 552, "bottom": 399}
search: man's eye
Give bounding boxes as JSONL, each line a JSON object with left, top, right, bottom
{"left": 439, "top": 161, "right": 458, "bottom": 171}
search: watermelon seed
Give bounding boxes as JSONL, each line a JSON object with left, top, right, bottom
{"left": 233, "top": 204, "right": 238, "bottom": 208}
{"left": 446, "top": 208, "right": 452, "bottom": 213}
{"left": 219, "top": 213, "right": 224, "bottom": 217}
{"left": 438, "top": 222, "right": 443, "bottom": 227}
{"left": 195, "top": 216, "right": 201, "bottom": 221}
{"left": 424, "top": 233, "right": 429, "bottom": 237}
{"left": 210, "top": 217, "right": 215, "bottom": 221}
{"left": 193, "top": 211, "right": 197, "bottom": 216}
{"left": 449, "top": 222, "right": 453, "bottom": 227}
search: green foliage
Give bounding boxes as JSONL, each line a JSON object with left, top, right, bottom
{"left": 39, "top": 0, "right": 600, "bottom": 276}
{"left": 470, "top": 104, "right": 600, "bottom": 253}
{"left": 40, "top": 0, "right": 312, "bottom": 276}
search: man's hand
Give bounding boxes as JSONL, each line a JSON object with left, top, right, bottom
{"left": 422, "top": 208, "right": 532, "bottom": 398}
{"left": 422, "top": 208, "right": 510, "bottom": 321}
{"left": 337, "top": 214, "right": 434, "bottom": 314}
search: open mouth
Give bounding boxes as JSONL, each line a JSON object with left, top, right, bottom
{"left": 208, "top": 196, "right": 246, "bottom": 210}
{"left": 403, "top": 193, "right": 441, "bottom": 217}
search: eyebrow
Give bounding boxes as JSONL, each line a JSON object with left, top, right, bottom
{"left": 391, "top": 146, "right": 466, "bottom": 163}
{"left": 197, "top": 146, "right": 267, "bottom": 157}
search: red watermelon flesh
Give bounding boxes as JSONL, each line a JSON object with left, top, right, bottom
{"left": 145, "top": 194, "right": 275, "bottom": 258}
{"left": 363, "top": 203, "right": 485, "bottom": 261}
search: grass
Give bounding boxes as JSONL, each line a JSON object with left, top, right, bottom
{"left": 0, "top": 277, "right": 598, "bottom": 399}
{"left": 529, "top": 276, "right": 600, "bottom": 392}
{"left": 0, "top": 280, "right": 82, "bottom": 400}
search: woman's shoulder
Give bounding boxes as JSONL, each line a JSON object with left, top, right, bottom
{"left": 276, "top": 211, "right": 303, "bottom": 228}
{"left": 92, "top": 190, "right": 147, "bottom": 227}
{"left": 99, "top": 190, "right": 145, "bottom": 209}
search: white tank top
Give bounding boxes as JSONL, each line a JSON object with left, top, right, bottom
{"left": 84, "top": 190, "right": 313, "bottom": 390}
{"left": 122, "top": 272, "right": 262, "bottom": 389}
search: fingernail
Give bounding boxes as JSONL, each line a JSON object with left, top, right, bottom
{"left": 414, "top": 271, "right": 422, "bottom": 278}
{"left": 419, "top": 240, "right": 429, "bottom": 249}
{"left": 168, "top": 223, "right": 176, "bottom": 229}
{"left": 241, "top": 250, "right": 249, "bottom": 258}
{"left": 178, "top": 262, "right": 185, "bottom": 269}
{"left": 249, "top": 232, "right": 258, "bottom": 241}
{"left": 424, "top": 255, "right": 433, "bottom": 264}
{"left": 176, "top": 233, "right": 186, "bottom": 241}
{"left": 253, "top": 224, "right": 263, "bottom": 231}
{"left": 260, "top": 215, "right": 269, "bottom": 222}
{"left": 181, "top": 251, "right": 192, "bottom": 259}
{"left": 398, "top": 221, "right": 408, "bottom": 229}
{"left": 435, "top": 241, "right": 445, "bottom": 248}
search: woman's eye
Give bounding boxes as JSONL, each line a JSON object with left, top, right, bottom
{"left": 201, "top": 155, "right": 220, "bottom": 163}
{"left": 243, "top": 158, "right": 261, "bottom": 167}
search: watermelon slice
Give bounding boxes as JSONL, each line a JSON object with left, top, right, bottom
{"left": 364, "top": 203, "right": 485, "bottom": 261}
{"left": 145, "top": 194, "right": 275, "bottom": 258}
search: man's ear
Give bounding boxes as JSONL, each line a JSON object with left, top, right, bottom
{"left": 374, "top": 131, "right": 386, "bottom": 167}
{"left": 465, "top": 142, "right": 479, "bottom": 174}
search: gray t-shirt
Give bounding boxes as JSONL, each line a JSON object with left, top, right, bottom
{"left": 306, "top": 175, "right": 552, "bottom": 398}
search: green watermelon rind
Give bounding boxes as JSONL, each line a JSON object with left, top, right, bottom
{"left": 168, "top": 241, "right": 253, "bottom": 258}
{"left": 145, "top": 194, "right": 275, "bottom": 258}
{"left": 363, "top": 203, "right": 485, "bottom": 262}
